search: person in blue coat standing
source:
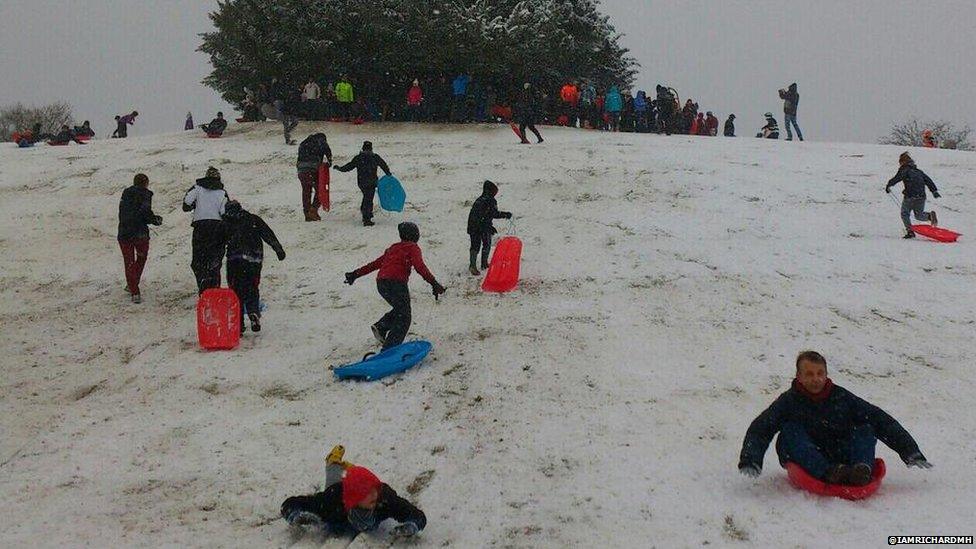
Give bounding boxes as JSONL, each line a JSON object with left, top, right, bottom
{"left": 451, "top": 74, "right": 470, "bottom": 123}
{"left": 738, "top": 351, "right": 931, "bottom": 486}
{"left": 604, "top": 86, "right": 623, "bottom": 132}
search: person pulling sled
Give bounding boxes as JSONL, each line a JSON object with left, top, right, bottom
{"left": 467, "top": 180, "right": 512, "bottom": 275}
{"left": 344, "top": 222, "right": 445, "bottom": 349}
{"left": 335, "top": 141, "right": 391, "bottom": 226}
{"left": 296, "top": 133, "right": 333, "bottom": 221}
{"left": 885, "top": 152, "right": 940, "bottom": 239}
{"left": 222, "top": 200, "right": 285, "bottom": 333}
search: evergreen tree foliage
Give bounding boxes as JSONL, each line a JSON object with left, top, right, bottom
{"left": 199, "top": 0, "right": 637, "bottom": 106}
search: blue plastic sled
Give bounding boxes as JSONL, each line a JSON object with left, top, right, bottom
{"left": 17, "top": 140, "right": 34, "bottom": 148}
{"left": 333, "top": 340, "right": 432, "bottom": 381}
{"left": 377, "top": 175, "right": 406, "bottom": 212}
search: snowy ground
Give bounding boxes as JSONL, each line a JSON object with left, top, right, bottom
{"left": 0, "top": 123, "right": 974, "bottom": 548}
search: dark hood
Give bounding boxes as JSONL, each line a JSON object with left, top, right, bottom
{"left": 482, "top": 180, "right": 498, "bottom": 197}
{"left": 195, "top": 176, "right": 224, "bottom": 190}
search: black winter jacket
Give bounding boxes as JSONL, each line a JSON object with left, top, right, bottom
{"left": 204, "top": 117, "right": 227, "bottom": 134}
{"left": 467, "top": 181, "right": 511, "bottom": 235}
{"left": 723, "top": 117, "right": 735, "bottom": 137}
{"left": 118, "top": 185, "right": 161, "bottom": 240}
{"left": 886, "top": 162, "right": 939, "bottom": 199}
{"left": 280, "top": 483, "right": 426, "bottom": 532}
{"left": 297, "top": 134, "right": 333, "bottom": 172}
{"left": 739, "top": 380, "right": 924, "bottom": 471}
{"left": 516, "top": 89, "right": 538, "bottom": 123}
{"left": 336, "top": 152, "right": 391, "bottom": 189}
{"left": 223, "top": 210, "right": 284, "bottom": 263}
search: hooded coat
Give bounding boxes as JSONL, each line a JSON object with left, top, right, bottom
{"left": 296, "top": 133, "right": 333, "bottom": 172}
{"left": 886, "top": 162, "right": 939, "bottom": 198}
{"left": 223, "top": 208, "right": 284, "bottom": 264}
{"left": 467, "top": 180, "right": 511, "bottom": 235}
{"left": 182, "top": 176, "right": 229, "bottom": 224}
{"left": 118, "top": 185, "right": 161, "bottom": 240}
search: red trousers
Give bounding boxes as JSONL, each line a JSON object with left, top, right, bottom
{"left": 299, "top": 170, "right": 320, "bottom": 212}
{"left": 119, "top": 238, "right": 149, "bottom": 295}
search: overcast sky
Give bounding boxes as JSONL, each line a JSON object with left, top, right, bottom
{"left": 1, "top": 0, "right": 973, "bottom": 143}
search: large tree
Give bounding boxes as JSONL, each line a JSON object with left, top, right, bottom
{"left": 199, "top": 0, "right": 637, "bottom": 106}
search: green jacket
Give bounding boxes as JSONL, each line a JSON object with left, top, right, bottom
{"left": 335, "top": 81, "right": 354, "bottom": 103}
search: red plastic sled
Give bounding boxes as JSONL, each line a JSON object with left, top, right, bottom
{"left": 317, "top": 163, "right": 331, "bottom": 212}
{"left": 47, "top": 141, "right": 69, "bottom": 146}
{"left": 482, "top": 236, "right": 522, "bottom": 293}
{"left": 912, "top": 224, "right": 961, "bottom": 243}
{"left": 197, "top": 288, "right": 241, "bottom": 350}
{"left": 786, "top": 459, "right": 886, "bottom": 500}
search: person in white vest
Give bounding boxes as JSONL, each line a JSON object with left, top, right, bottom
{"left": 183, "top": 167, "right": 229, "bottom": 293}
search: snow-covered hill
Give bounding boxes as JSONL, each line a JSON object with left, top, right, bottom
{"left": 1, "top": 123, "right": 974, "bottom": 548}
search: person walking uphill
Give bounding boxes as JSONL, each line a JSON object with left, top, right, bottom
{"left": 344, "top": 223, "right": 446, "bottom": 350}
{"left": 467, "top": 180, "right": 512, "bottom": 275}
{"left": 183, "top": 167, "right": 229, "bottom": 293}
{"left": 118, "top": 173, "right": 162, "bottom": 303}
{"left": 113, "top": 111, "right": 138, "bottom": 138}
{"left": 779, "top": 83, "right": 803, "bottom": 141}
{"left": 739, "top": 351, "right": 931, "bottom": 486}
{"left": 222, "top": 201, "right": 285, "bottom": 334}
{"left": 335, "top": 141, "right": 391, "bottom": 226}
{"left": 885, "top": 152, "right": 941, "bottom": 239}
{"left": 296, "top": 133, "right": 333, "bottom": 221}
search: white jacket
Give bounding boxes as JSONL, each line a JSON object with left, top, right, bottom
{"left": 183, "top": 185, "right": 228, "bottom": 223}
{"left": 304, "top": 82, "right": 321, "bottom": 101}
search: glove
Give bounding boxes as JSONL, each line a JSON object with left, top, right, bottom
{"left": 502, "top": 211, "right": 513, "bottom": 219}
{"left": 276, "top": 249, "right": 286, "bottom": 261}
{"left": 344, "top": 272, "right": 357, "bottom": 285}
{"left": 739, "top": 464, "right": 761, "bottom": 478}
{"left": 884, "top": 186, "right": 891, "bottom": 194}
{"left": 905, "top": 453, "right": 933, "bottom": 469}
{"left": 391, "top": 522, "right": 419, "bottom": 538}
{"left": 432, "top": 282, "right": 446, "bottom": 298}
{"left": 152, "top": 215, "right": 163, "bottom": 225}
{"left": 932, "top": 191, "right": 941, "bottom": 198}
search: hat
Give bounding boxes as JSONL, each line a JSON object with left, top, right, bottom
{"left": 205, "top": 166, "right": 220, "bottom": 179}
{"left": 342, "top": 467, "right": 382, "bottom": 511}
{"left": 362, "top": 141, "right": 373, "bottom": 151}
{"left": 764, "top": 112, "right": 773, "bottom": 118}
{"left": 398, "top": 221, "right": 420, "bottom": 242}
{"left": 523, "top": 82, "right": 531, "bottom": 89}
{"left": 224, "top": 200, "right": 242, "bottom": 215}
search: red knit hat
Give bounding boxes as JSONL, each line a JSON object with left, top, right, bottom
{"left": 342, "top": 466, "right": 382, "bottom": 511}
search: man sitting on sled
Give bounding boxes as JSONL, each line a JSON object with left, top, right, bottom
{"left": 738, "top": 351, "right": 931, "bottom": 486}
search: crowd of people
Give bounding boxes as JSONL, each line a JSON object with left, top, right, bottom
{"left": 232, "top": 75, "right": 817, "bottom": 143}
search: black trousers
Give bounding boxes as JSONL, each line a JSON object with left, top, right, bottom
{"left": 469, "top": 231, "right": 492, "bottom": 268}
{"left": 519, "top": 120, "right": 543, "bottom": 142}
{"left": 227, "top": 259, "right": 262, "bottom": 327}
{"left": 191, "top": 220, "right": 226, "bottom": 294}
{"left": 359, "top": 182, "right": 376, "bottom": 222}
{"left": 376, "top": 279, "right": 411, "bottom": 350}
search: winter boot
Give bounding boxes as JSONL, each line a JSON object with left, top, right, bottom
{"left": 848, "top": 462, "right": 873, "bottom": 486}
{"left": 929, "top": 210, "right": 938, "bottom": 226}
{"left": 903, "top": 230, "right": 916, "bottom": 239}
{"left": 305, "top": 208, "right": 321, "bottom": 222}
{"left": 469, "top": 265, "right": 480, "bottom": 276}
{"left": 469, "top": 251, "right": 480, "bottom": 275}
{"left": 371, "top": 323, "right": 386, "bottom": 345}
{"left": 131, "top": 293, "right": 142, "bottom": 304}
{"left": 363, "top": 219, "right": 375, "bottom": 227}
{"left": 249, "top": 313, "right": 261, "bottom": 333}
{"left": 824, "top": 464, "right": 849, "bottom": 484}
{"left": 325, "top": 444, "right": 352, "bottom": 468}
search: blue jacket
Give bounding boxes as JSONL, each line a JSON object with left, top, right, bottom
{"left": 739, "top": 380, "right": 924, "bottom": 471}
{"left": 605, "top": 86, "right": 623, "bottom": 113}
{"left": 634, "top": 91, "right": 648, "bottom": 113}
{"left": 452, "top": 75, "right": 470, "bottom": 96}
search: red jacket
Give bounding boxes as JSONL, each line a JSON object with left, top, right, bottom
{"left": 705, "top": 115, "right": 719, "bottom": 136}
{"left": 560, "top": 84, "right": 580, "bottom": 106}
{"left": 407, "top": 85, "right": 423, "bottom": 106}
{"left": 354, "top": 241, "right": 436, "bottom": 284}
{"left": 689, "top": 117, "right": 700, "bottom": 135}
